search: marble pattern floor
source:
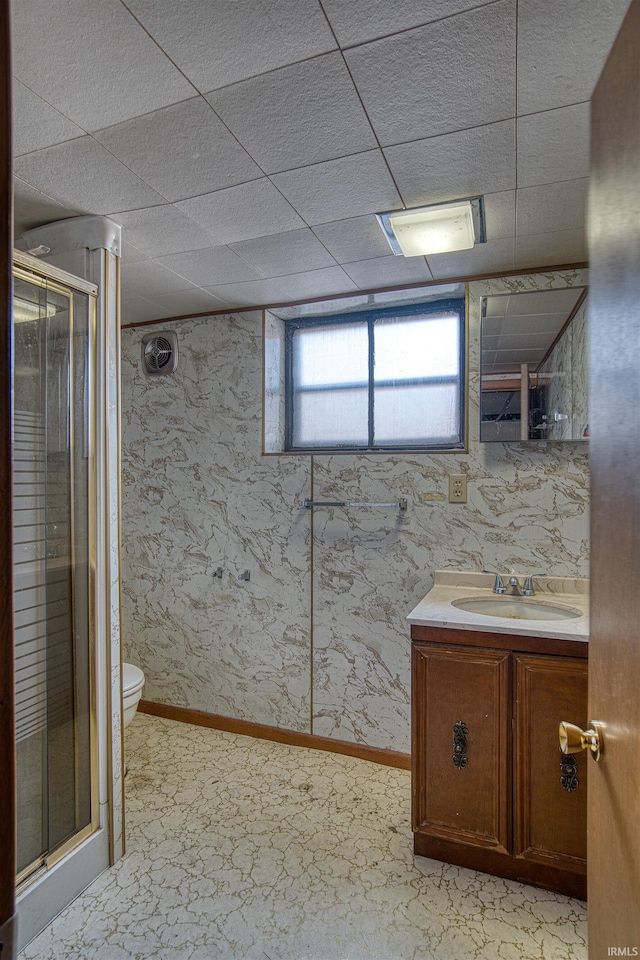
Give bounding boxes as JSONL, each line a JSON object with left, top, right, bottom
{"left": 20, "top": 714, "right": 588, "bottom": 960}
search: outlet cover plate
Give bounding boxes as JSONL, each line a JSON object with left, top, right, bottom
{"left": 448, "top": 474, "right": 467, "bottom": 503}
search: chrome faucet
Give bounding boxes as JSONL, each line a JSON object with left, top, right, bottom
{"left": 483, "top": 571, "right": 506, "bottom": 594}
{"left": 484, "top": 569, "right": 538, "bottom": 596}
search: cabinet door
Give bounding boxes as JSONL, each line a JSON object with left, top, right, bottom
{"left": 514, "top": 654, "right": 588, "bottom": 870}
{"left": 412, "top": 642, "right": 510, "bottom": 853}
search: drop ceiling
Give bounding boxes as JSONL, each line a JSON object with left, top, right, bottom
{"left": 11, "top": 0, "right": 631, "bottom": 324}
{"left": 481, "top": 287, "right": 584, "bottom": 374}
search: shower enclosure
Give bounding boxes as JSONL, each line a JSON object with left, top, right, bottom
{"left": 12, "top": 254, "right": 98, "bottom": 883}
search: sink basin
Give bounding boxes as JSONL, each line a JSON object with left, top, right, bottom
{"left": 451, "top": 596, "right": 583, "bottom": 621}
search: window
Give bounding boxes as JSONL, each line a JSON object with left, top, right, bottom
{"left": 284, "top": 299, "right": 465, "bottom": 452}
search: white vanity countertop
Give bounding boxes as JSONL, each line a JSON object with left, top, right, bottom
{"left": 407, "top": 570, "right": 589, "bottom": 642}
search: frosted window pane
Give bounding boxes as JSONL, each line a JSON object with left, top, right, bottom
{"left": 293, "top": 322, "right": 367, "bottom": 387}
{"left": 374, "top": 383, "right": 459, "bottom": 445}
{"left": 374, "top": 314, "right": 459, "bottom": 381}
{"left": 287, "top": 302, "right": 464, "bottom": 449}
{"left": 293, "top": 388, "right": 368, "bottom": 446}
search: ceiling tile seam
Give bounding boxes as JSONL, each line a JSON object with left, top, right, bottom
{"left": 12, "top": 173, "right": 84, "bottom": 214}
{"left": 334, "top": 0, "right": 504, "bottom": 53}
{"left": 515, "top": 0, "right": 520, "bottom": 197}
{"left": 188, "top": 99, "right": 334, "bottom": 237}
{"left": 85, "top": 122, "right": 266, "bottom": 207}
{"left": 315, "top": 0, "right": 407, "bottom": 213}
{"left": 132, "top": 285, "right": 227, "bottom": 310}
{"left": 200, "top": 50, "right": 341, "bottom": 98}
{"left": 379, "top": 116, "right": 518, "bottom": 155}
{"left": 254, "top": 145, "right": 387, "bottom": 179}
{"left": 223, "top": 245, "right": 343, "bottom": 282}
{"left": 13, "top": 133, "right": 88, "bottom": 161}
{"left": 303, "top": 236, "right": 407, "bottom": 268}
{"left": 516, "top": 175, "right": 590, "bottom": 193}
{"left": 516, "top": 99, "right": 591, "bottom": 122}
{"left": 116, "top": 0, "right": 202, "bottom": 98}
{"left": 11, "top": 78, "right": 92, "bottom": 137}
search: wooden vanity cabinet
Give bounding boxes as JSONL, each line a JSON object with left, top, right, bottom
{"left": 411, "top": 626, "right": 588, "bottom": 899}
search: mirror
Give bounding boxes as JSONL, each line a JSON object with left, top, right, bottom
{"left": 480, "top": 283, "right": 589, "bottom": 442}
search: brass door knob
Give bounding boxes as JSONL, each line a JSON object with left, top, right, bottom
{"left": 559, "top": 720, "right": 605, "bottom": 762}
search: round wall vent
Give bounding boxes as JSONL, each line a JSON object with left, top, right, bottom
{"left": 141, "top": 331, "right": 178, "bottom": 376}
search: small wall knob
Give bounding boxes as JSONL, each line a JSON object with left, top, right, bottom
{"left": 559, "top": 720, "right": 605, "bottom": 762}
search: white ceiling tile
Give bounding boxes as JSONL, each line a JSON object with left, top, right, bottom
{"left": 120, "top": 239, "right": 152, "bottom": 265}
{"left": 120, "top": 259, "right": 199, "bottom": 299}
{"left": 343, "top": 256, "right": 433, "bottom": 289}
{"left": 14, "top": 137, "right": 165, "bottom": 214}
{"left": 113, "top": 205, "right": 220, "bottom": 258}
{"left": 206, "top": 53, "right": 377, "bottom": 174}
{"left": 11, "top": 0, "right": 194, "bottom": 130}
{"left": 515, "top": 229, "right": 587, "bottom": 269}
{"left": 202, "top": 279, "right": 290, "bottom": 308}
{"left": 426, "top": 238, "right": 515, "bottom": 280}
{"left": 345, "top": 1, "right": 516, "bottom": 146}
{"left": 517, "top": 0, "right": 632, "bottom": 114}
{"left": 321, "top": 0, "right": 491, "bottom": 47}
{"left": 312, "top": 215, "right": 393, "bottom": 263}
{"left": 93, "top": 98, "right": 262, "bottom": 202}
{"left": 271, "top": 151, "right": 402, "bottom": 225}
{"left": 483, "top": 191, "right": 516, "bottom": 240}
{"left": 229, "top": 229, "right": 337, "bottom": 277}
{"left": 121, "top": 296, "right": 166, "bottom": 324}
{"left": 143, "top": 289, "right": 226, "bottom": 318}
{"left": 266, "top": 267, "right": 359, "bottom": 300}
{"left": 516, "top": 179, "right": 588, "bottom": 236}
{"left": 123, "top": 0, "right": 336, "bottom": 92}
{"left": 13, "top": 81, "right": 84, "bottom": 157}
{"left": 157, "top": 246, "right": 262, "bottom": 286}
{"left": 385, "top": 121, "right": 516, "bottom": 208}
{"left": 13, "top": 177, "right": 81, "bottom": 238}
{"left": 504, "top": 289, "right": 583, "bottom": 316}
{"left": 517, "top": 104, "right": 590, "bottom": 188}
{"left": 176, "top": 180, "right": 305, "bottom": 244}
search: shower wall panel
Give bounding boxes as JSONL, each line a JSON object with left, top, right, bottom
{"left": 121, "top": 312, "right": 312, "bottom": 732}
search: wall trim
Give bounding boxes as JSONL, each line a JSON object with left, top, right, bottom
{"left": 139, "top": 701, "right": 411, "bottom": 770}
{"left": 121, "top": 262, "right": 589, "bottom": 330}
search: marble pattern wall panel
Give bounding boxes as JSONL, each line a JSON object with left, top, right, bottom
{"left": 121, "top": 269, "right": 589, "bottom": 756}
{"left": 121, "top": 312, "right": 312, "bottom": 732}
{"left": 312, "top": 271, "right": 589, "bottom": 752}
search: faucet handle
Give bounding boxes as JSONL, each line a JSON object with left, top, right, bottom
{"left": 522, "top": 575, "right": 535, "bottom": 596}
{"left": 482, "top": 570, "right": 506, "bottom": 594}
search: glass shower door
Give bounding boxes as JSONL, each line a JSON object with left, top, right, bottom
{"left": 13, "top": 266, "right": 96, "bottom": 881}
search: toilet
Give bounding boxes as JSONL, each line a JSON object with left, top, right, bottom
{"left": 122, "top": 662, "right": 145, "bottom": 728}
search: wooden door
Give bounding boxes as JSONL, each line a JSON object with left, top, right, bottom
{"left": 412, "top": 642, "right": 510, "bottom": 853}
{"left": 589, "top": 0, "right": 640, "bottom": 954}
{"left": 0, "top": 0, "right": 16, "bottom": 956}
{"left": 514, "top": 655, "right": 587, "bottom": 879}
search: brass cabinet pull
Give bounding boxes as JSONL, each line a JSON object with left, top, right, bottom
{"left": 559, "top": 720, "right": 605, "bottom": 762}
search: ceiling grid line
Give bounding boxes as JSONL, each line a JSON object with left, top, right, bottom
{"left": 12, "top": 0, "right": 631, "bottom": 320}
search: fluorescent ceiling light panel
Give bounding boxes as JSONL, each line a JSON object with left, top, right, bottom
{"left": 377, "top": 200, "right": 477, "bottom": 257}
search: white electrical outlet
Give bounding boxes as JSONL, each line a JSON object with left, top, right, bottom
{"left": 448, "top": 474, "right": 467, "bottom": 503}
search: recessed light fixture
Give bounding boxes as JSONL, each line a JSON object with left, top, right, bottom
{"left": 376, "top": 197, "right": 485, "bottom": 257}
